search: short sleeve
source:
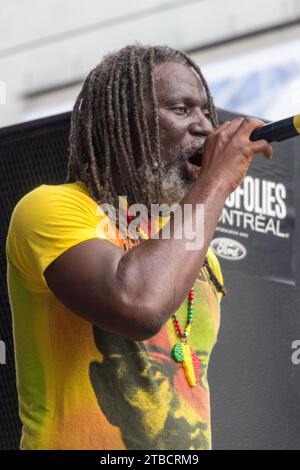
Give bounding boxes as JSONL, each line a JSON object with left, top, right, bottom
{"left": 207, "top": 246, "right": 224, "bottom": 303}
{"left": 6, "top": 184, "right": 109, "bottom": 291}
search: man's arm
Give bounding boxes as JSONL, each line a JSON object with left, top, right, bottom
{"left": 44, "top": 173, "right": 227, "bottom": 341}
{"left": 44, "top": 118, "right": 272, "bottom": 341}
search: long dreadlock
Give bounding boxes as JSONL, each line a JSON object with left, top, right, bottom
{"left": 66, "top": 44, "right": 227, "bottom": 296}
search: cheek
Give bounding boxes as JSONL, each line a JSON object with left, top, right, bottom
{"left": 159, "top": 112, "right": 184, "bottom": 134}
{"left": 158, "top": 114, "right": 187, "bottom": 152}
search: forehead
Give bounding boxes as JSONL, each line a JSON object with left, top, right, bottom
{"left": 153, "top": 62, "right": 207, "bottom": 104}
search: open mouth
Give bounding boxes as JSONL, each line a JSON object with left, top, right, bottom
{"left": 185, "top": 150, "right": 202, "bottom": 182}
{"left": 185, "top": 148, "right": 203, "bottom": 182}
{"left": 187, "top": 148, "right": 203, "bottom": 167}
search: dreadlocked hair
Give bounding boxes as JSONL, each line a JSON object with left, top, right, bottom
{"left": 66, "top": 44, "right": 227, "bottom": 296}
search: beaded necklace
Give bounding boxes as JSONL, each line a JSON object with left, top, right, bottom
{"left": 135, "top": 224, "right": 202, "bottom": 388}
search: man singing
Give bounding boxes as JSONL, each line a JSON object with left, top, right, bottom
{"left": 6, "top": 45, "right": 272, "bottom": 450}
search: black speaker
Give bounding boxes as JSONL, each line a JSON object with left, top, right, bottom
{"left": 1, "top": 109, "right": 300, "bottom": 450}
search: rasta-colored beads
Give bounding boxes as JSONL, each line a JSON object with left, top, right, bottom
{"left": 135, "top": 223, "right": 201, "bottom": 387}
{"left": 172, "top": 286, "right": 194, "bottom": 340}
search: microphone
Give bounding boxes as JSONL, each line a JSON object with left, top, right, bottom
{"left": 250, "top": 114, "right": 300, "bottom": 143}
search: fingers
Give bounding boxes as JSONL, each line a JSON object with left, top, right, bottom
{"left": 217, "top": 117, "right": 272, "bottom": 159}
{"left": 216, "top": 120, "right": 232, "bottom": 132}
{"left": 235, "top": 117, "right": 265, "bottom": 137}
{"left": 246, "top": 139, "right": 273, "bottom": 159}
{"left": 237, "top": 119, "right": 273, "bottom": 160}
{"left": 216, "top": 118, "right": 244, "bottom": 135}
{"left": 217, "top": 117, "right": 265, "bottom": 137}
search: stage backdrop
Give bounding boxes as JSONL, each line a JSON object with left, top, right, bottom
{"left": 0, "top": 109, "right": 299, "bottom": 450}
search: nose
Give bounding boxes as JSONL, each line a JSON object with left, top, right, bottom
{"left": 189, "top": 113, "right": 214, "bottom": 137}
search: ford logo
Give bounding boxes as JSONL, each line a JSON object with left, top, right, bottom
{"left": 211, "top": 237, "right": 247, "bottom": 261}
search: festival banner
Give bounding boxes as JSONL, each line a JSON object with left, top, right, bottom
{"left": 211, "top": 110, "right": 296, "bottom": 285}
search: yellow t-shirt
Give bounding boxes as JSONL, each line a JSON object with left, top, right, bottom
{"left": 6, "top": 181, "right": 223, "bottom": 450}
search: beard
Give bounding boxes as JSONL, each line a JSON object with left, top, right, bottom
{"left": 137, "top": 145, "right": 197, "bottom": 208}
{"left": 146, "top": 164, "right": 191, "bottom": 207}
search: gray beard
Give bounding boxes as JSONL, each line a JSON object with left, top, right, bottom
{"left": 137, "top": 146, "right": 196, "bottom": 207}
{"left": 142, "top": 163, "right": 192, "bottom": 207}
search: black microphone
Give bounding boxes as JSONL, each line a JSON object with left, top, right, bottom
{"left": 250, "top": 114, "right": 300, "bottom": 143}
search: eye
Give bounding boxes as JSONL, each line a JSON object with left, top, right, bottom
{"left": 202, "top": 109, "right": 210, "bottom": 118}
{"left": 173, "top": 105, "right": 189, "bottom": 115}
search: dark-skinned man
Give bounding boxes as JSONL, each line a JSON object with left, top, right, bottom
{"left": 6, "top": 45, "right": 272, "bottom": 450}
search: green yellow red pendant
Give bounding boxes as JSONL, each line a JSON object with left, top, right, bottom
{"left": 135, "top": 223, "right": 201, "bottom": 387}
{"left": 171, "top": 286, "right": 201, "bottom": 387}
{"left": 171, "top": 343, "right": 201, "bottom": 387}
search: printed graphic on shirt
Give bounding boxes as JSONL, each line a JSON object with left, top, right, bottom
{"left": 90, "top": 326, "right": 210, "bottom": 450}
